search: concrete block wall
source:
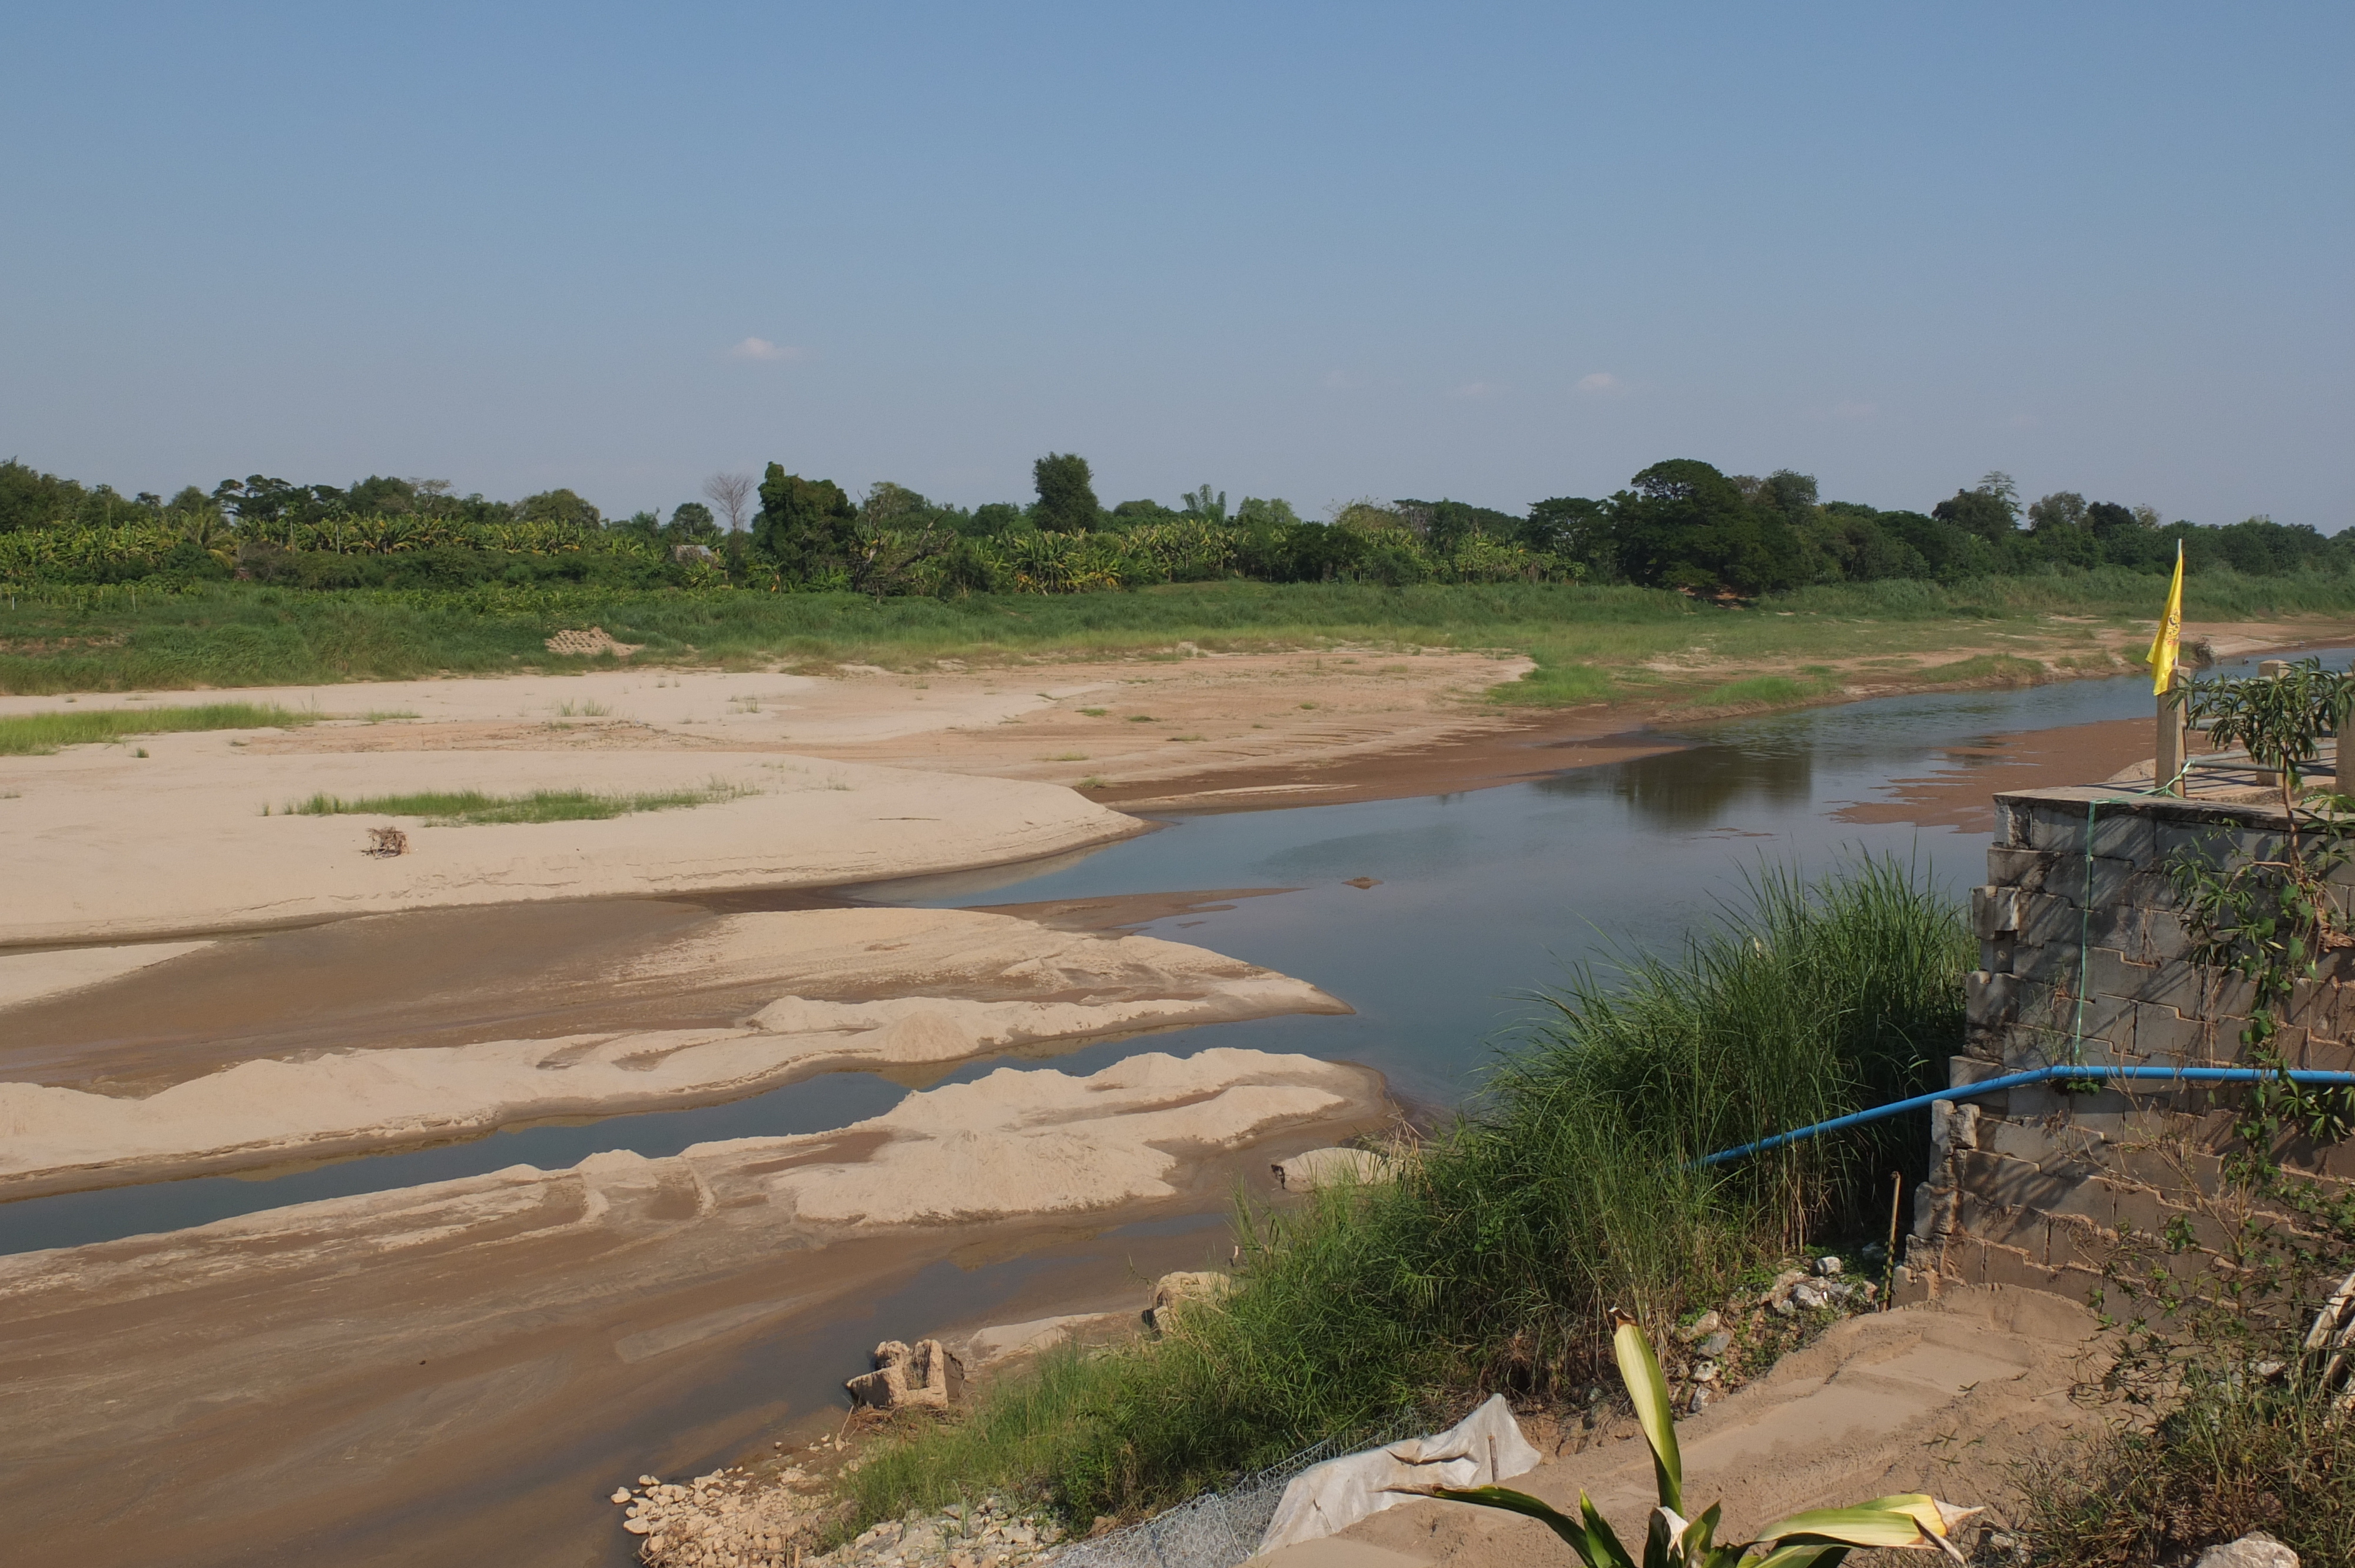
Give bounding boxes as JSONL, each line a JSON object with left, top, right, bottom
{"left": 1902, "top": 785, "right": 2355, "bottom": 1303}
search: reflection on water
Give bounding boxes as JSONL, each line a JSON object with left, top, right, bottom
{"left": 1538, "top": 739, "right": 1816, "bottom": 828}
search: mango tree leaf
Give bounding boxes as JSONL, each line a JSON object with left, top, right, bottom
{"left": 1611, "top": 1311, "right": 1682, "bottom": 1513}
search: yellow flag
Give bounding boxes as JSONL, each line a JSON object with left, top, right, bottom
{"left": 2148, "top": 540, "right": 2184, "bottom": 694}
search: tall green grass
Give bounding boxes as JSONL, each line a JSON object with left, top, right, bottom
{"left": 0, "top": 702, "right": 316, "bottom": 755}
{"left": 844, "top": 857, "right": 1969, "bottom": 1527}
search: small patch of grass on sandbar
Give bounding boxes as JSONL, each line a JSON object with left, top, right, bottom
{"left": 283, "top": 782, "right": 754, "bottom": 825}
{"left": 0, "top": 703, "right": 317, "bottom": 755}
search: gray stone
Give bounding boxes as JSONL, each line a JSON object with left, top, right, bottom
{"left": 1987, "top": 844, "right": 2062, "bottom": 892}
{"left": 1696, "top": 1330, "right": 1732, "bottom": 1356}
{"left": 2193, "top": 1532, "right": 2298, "bottom": 1568}
{"left": 1672, "top": 1310, "right": 1721, "bottom": 1343}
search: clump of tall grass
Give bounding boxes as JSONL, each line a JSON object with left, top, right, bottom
{"left": 0, "top": 702, "right": 315, "bottom": 755}
{"left": 282, "top": 782, "right": 752, "bottom": 825}
{"left": 843, "top": 855, "right": 1968, "bottom": 1529}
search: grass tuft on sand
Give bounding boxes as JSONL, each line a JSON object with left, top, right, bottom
{"left": 839, "top": 856, "right": 1968, "bottom": 1530}
{"left": 283, "top": 782, "right": 753, "bottom": 825}
{"left": 0, "top": 702, "right": 316, "bottom": 755}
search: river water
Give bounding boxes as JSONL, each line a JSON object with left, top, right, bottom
{"left": 9, "top": 653, "right": 2314, "bottom": 1258}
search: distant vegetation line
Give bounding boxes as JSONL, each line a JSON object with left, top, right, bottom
{"left": 2, "top": 453, "right": 2344, "bottom": 600}
{"left": 6, "top": 572, "right": 2355, "bottom": 701}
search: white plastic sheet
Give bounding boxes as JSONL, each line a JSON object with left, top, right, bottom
{"left": 1256, "top": 1395, "right": 1542, "bottom": 1554}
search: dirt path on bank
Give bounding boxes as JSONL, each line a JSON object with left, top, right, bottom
{"left": 1286, "top": 1285, "right": 2105, "bottom": 1568}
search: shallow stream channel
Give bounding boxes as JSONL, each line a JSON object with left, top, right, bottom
{"left": 8, "top": 653, "right": 2307, "bottom": 1260}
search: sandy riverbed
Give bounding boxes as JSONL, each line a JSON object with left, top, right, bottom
{"left": 0, "top": 1049, "right": 1387, "bottom": 1568}
{"left": 0, "top": 906, "right": 1350, "bottom": 1197}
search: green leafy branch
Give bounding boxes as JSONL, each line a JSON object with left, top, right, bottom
{"left": 2168, "top": 659, "right": 2355, "bottom": 1150}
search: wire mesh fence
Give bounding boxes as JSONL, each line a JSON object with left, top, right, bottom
{"left": 1044, "top": 1407, "right": 1430, "bottom": 1568}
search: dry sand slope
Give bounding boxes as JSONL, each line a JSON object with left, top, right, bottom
{"left": 0, "top": 907, "right": 1350, "bottom": 1196}
{"left": 0, "top": 1051, "right": 1389, "bottom": 1568}
{"left": 1299, "top": 1286, "right": 2105, "bottom": 1568}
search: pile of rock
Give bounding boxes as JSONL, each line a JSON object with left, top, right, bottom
{"left": 1766, "top": 1255, "right": 1876, "bottom": 1317}
{"left": 615, "top": 1464, "right": 816, "bottom": 1567}
{"left": 847, "top": 1339, "right": 964, "bottom": 1411}
{"left": 809, "top": 1497, "right": 1068, "bottom": 1568}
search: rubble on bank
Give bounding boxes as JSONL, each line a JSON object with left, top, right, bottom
{"left": 613, "top": 1463, "right": 1072, "bottom": 1568}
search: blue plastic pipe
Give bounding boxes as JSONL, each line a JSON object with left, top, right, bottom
{"left": 1696, "top": 1064, "right": 2355, "bottom": 1167}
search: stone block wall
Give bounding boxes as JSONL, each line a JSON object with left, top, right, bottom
{"left": 1901, "top": 785, "right": 2355, "bottom": 1302}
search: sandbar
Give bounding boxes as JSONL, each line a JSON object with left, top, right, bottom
{"left": 0, "top": 907, "right": 1349, "bottom": 1195}
{"left": 0, "top": 1049, "right": 1389, "bottom": 1568}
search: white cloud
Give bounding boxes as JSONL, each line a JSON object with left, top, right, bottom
{"left": 727, "top": 337, "right": 802, "bottom": 361}
{"left": 1574, "top": 371, "right": 1624, "bottom": 396}
{"left": 1447, "top": 381, "right": 1496, "bottom": 400}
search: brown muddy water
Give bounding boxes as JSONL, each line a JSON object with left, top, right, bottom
{"left": 1, "top": 650, "right": 2338, "bottom": 1568}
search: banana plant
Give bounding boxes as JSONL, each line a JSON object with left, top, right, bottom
{"left": 1407, "top": 1313, "right": 1976, "bottom": 1567}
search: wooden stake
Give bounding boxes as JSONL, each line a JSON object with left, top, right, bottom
{"left": 2157, "top": 676, "right": 2187, "bottom": 795}
{"left": 1880, "top": 1171, "right": 1903, "bottom": 1309}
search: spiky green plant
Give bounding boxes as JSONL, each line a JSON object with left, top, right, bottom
{"left": 1414, "top": 1313, "right": 1974, "bottom": 1567}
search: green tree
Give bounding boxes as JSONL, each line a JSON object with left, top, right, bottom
{"left": 345, "top": 475, "right": 419, "bottom": 515}
{"left": 1179, "top": 484, "right": 1228, "bottom": 524}
{"left": 1032, "top": 453, "right": 1100, "bottom": 533}
{"left": 2026, "top": 490, "right": 2088, "bottom": 532}
{"left": 516, "top": 488, "right": 602, "bottom": 528}
{"left": 860, "top": 481, "right": 928, "bottom": 527}
{"left": 964, "top": 502, "right": 1029, "bottom": 538}
{"left": 1609, "top": 459, "right": 1806, "bottom": 595}
{"left": 1932, "top": 473, "right": 2021, "bottom": 544}
{"left": 0, "top": 459, "right": 91, "bottom": 531}
{"left": 1524, "top": 496, "right": 1613, "bottom": 574}
{"left": 752, "top": 463, "right": 858, "bottom": 576}
{"left": 665, "top": 501, "right": 721, "bottom": 544}
{"left": 1235, "top": 496, "right": 1299, "bottom": 529}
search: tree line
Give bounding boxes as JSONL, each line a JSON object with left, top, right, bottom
{"left": 1, "top": 451, "right": 2341, "bottom": 597}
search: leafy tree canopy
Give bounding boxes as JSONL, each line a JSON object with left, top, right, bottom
{"left": 752, "top": 464, "right": 858, "bottom": 577}
{"left": 516, "top": 489, "right": 602, "bottom": 528}
{"left": 665, "top": 501, "right": 720, "bottom": 544}
{"left": 1032, "top": 453, "right": 1100, "bottom": 534}
{"left": 1611, "top": 458, "right": 1809, "bottom": 595}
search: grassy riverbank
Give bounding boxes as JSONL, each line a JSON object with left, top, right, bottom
{"left": 5, "top": 569, "right": 2354, "bottom": 704}
{"left": 841, "top": 858, "right": 1969, "bottom": 1528}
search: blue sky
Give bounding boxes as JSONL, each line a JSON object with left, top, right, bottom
{"left": 4, "top": 3, "right": 2348, "bottom": 526}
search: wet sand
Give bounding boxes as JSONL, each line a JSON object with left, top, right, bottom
{"left": 0, "top": 1052, "right": 1388, "bottom": 1568}
{"left": 1832, "top": 714, "right": 2203, "bottom": 832}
